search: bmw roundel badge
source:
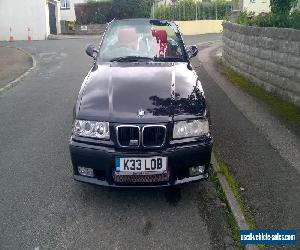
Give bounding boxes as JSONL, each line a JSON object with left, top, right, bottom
{"left": 137, "top": 108, "right": 145, "bottom": 118}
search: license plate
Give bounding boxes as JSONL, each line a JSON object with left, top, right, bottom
{"left": 115, "top": 156, "right": 167, "bottom": 175}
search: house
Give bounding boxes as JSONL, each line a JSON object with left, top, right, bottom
{"left": 156, "top": 0, "right": 174, "bottom": 5}
{"left": 60, "top": 0, "right": 110, "bottom": 22}
{"left": 60, "top": 0, "right": 86, "bottom": 22}
{"left": 0, "top": 0, "right": 61, "bottom": 41}
{"left": 156, "top": 0, "right": 231, "bottom": 5}
{"left": 241, "top": 0, "right": 271, "bottom": 14}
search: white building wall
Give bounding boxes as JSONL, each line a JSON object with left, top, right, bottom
{"left": 45, "top": 2, "right": 50, "bottom": 37}
{"left": 157, "top": 0, "right": 173, "bottom": 5}
{"left": 0, "top": 0, "right": 50, "bottom": 41}
{"left": 157, "top": 0, "right": 231, "bottom": 5}
{"left": 56, "top": 1, "right": 62, "bottom": 34}
{"left": 60, "top": 0, "right": 87, "bottom": 21}
{"left": 243, "top": 0, "right": 271, "bottom": 14}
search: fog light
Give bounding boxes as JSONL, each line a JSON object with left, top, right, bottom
{"left": 78, "top": 166, "right": 94, "bottom": 177}
{"left": 189, "top": 166, "right": 205, "bottom": 176}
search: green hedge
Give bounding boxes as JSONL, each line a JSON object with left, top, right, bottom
{"left": 112, "top": 0, "right": 154, "bottom": 19}
{"left": 75, "top": 1, "right": 112, "bottom": 25}
{"left": 75, "top": 0, "right": 154, "bottom": 25}
{"left": 236, "top": 0, "right": 300, "bottom": 29}
{"left": 237, "top": 10, "right": 300, "bottom": 30}
{"left": 153, "top": 0, "right": 232, "bottom": 21}
{"left": 75, "top": 0, "right": 232, "bottom": 24}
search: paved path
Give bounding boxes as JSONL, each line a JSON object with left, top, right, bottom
{"left": 0, "top": 47, "right": 32, "bottom": 88}
{"left": 0, "top": 35, "right": 235, "bottom": 249}
{"left": 193, "top": 44, "right": 300, "bottom": 239}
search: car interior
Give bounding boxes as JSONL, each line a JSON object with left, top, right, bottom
{"left": 103, "top": 26, "right": 181, "bottom": 59}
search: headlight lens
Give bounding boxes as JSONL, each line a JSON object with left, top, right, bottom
{"left": 73, "top": 120, "right": 110, "bottom": 139}
{"left": 173, "top": 119, "right": 209, "bottom": 139}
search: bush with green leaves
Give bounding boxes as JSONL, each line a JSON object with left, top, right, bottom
{"left": 76, "top": 0, "right": 154, "bottom": 24}
{"left": 270, "top": 0, "right": 298, "bottom": 16}
{"left": 153, "top": 0, "right": 232, "bottom": 21}
{"left": 236, "top": 0, "right": 300, "bottom": 29}
{"left": 75, "top": 1, "right": 112, "bottom": 25}
{"left": 291, "top": 9, "right": 300, "bottom": 29}
{"left": 237, "top": 11, "right": 250, "bottom": 25}
{"left": 67, "top": 20, "right": 76, "bottom": 31}
{"left": 112, "top": 0, "right": 154, "bottom": 19}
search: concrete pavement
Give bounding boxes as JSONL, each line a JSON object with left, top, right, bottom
{"left": 193, "top": 44, "right": 300, "bottom": 239}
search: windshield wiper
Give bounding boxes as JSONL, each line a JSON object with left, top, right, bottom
{"left": 154, "top": 56, "right": 186, "bottom": 62}
{"left": 110, "top": 56, "right": 153, "bottom": 62}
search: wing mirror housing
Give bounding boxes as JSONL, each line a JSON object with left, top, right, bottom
{"left": 85, "top": 44, "right": 98, "bottom": 59}
{"left": 187, "top": 45, "right": 198, "bottom": 59}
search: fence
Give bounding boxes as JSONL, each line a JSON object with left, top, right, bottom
{"left": 152, "top": 1, "right": 232, "bottom": 21}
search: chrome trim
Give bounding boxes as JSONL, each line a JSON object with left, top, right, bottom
{"left": 116, "top": 125, "right": 140, "bottom": 148}
{"left": 142, "top": 125, "right": 167, "bottom": 148}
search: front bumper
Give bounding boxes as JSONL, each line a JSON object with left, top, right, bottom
{"left": 69, "top": 138, "right": 212, "bottom": 187}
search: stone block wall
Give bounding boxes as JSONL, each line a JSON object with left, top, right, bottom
{"left": 222, "top": 22, "right": 300, "bottom": 107}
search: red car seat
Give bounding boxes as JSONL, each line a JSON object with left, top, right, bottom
{"left": 152, "top": 29, "right": 168, "bottom": 57}
{"left": 117, "top": 28, "right": 138, "bottom": 50}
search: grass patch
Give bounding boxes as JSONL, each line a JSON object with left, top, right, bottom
{"left": 210, "top": 167, "right": 243, "bottom": 249}
{"left": 214, "top": 153, "right": 256, "bottom": 230}
{"left": 214, "top": 153, "right": 265, "bottom": 249}
{"left": 218, "top": 61, "right": 300, "bottom": 129}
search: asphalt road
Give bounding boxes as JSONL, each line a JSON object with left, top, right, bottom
{"left": 0, "top": 47, "right": 32, "bottom": 88}
{"left": 0, "top": 35, "right": 236, "bottom": 249}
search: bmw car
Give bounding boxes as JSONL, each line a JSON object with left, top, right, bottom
{"left": 69, "top": 18, "right": 212, "bottom": 187}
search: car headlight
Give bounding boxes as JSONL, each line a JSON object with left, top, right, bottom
{"left": 173, "top": 119, "right": 209, "bottom": 139}
{"left": 73, "top": 120, "right": 110, "bottom": 139}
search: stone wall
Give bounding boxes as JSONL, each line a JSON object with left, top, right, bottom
{"left": 222, "top": 22, "right": 300, "bottom": 107}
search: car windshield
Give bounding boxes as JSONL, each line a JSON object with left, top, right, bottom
{"left": 98, "top": 19, "right": 187, "bottom": 62}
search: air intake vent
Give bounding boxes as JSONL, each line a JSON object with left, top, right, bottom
{"left": 117, "top": 126, "right": 140, "bottom": 147}
{"left": 142, "top": 125, "right": 166, "bottom": 147}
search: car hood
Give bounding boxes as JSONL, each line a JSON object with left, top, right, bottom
{"left": 76, "top": 62, "right": 206, "bottom": 123}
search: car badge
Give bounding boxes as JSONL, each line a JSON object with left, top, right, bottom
{"left": 137, "top": 108, "right": 145, "bottom": 118}
{"left": 129, "top": 139, "right": 139, "bottom": 146}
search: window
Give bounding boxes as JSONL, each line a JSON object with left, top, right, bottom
{"left": 99, "top": 19, "right": 186, "bottom": 62}
{"left": 61, "top": 0, "right": 70, "bottom": 9}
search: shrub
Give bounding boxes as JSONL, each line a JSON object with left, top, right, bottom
{"left": 235, "top": 0, "right": 300, "bottom": 29}
{"left": 255, "top": 14, "right": 291, "bottom": 28}
{"left": 237, "top": 11, "right": 250, "bottom": 25}
{"left": 75, "top": 0, "right": 154, "bottom": 24}
{"left": 67, "top": 20, "right": 76, "bottom": 31}
{"left": 75, "top": 1, "right": 112, "bottom": 25}
{"left": 236, "top": 11, "right": 300, "bottom": 29}
{"left": 270, "top": 0, "right": 298, "bottom": 16}
{"left": 112, "top": 0, "right": 154, "bottom": 19}
{"left": 291, "top": 9, "right": 300, "bottom": 29}
{"left": 153, "top": 0, "right": 232, "bottom": 21}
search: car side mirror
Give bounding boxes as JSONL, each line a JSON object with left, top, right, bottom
{"left": 85, "top": 44, "right": 98, "bottom": 59}
{"left": 187, "top": 45, "right": 198, "bottom": 59}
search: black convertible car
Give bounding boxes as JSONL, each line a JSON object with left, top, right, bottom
{"left": 69, "top": 19, "right": 212, "bottom": 187}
